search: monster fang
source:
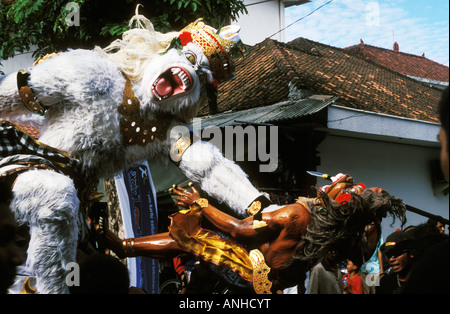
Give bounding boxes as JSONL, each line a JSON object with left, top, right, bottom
{"left": 151, "top": 67, "right": 192, "bottom": 100}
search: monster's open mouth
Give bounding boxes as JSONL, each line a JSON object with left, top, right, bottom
{"left": 151, "top": 67, "right": 193, "bottom": 100}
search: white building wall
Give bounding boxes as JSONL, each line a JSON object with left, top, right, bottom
{"left": 317, "top": 134, "right": 449, "bottom": 237}
{"left": 237, "top": 0, "right": 285, "bottom": 45}
{"left": 0, "top": 49, "right": 36, "bottom": 74}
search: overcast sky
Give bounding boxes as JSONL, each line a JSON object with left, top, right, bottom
{"left": 284, "top": 0, "right": 449, "bottom": 66}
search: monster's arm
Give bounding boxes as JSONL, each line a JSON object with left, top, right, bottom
{"left": 177, "top": 139, "right": 268, "bottom": 217}
{"left": 0, "top": 50, "right": 123, "bottom": 119}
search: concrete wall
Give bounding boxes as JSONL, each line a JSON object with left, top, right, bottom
{"left": 0, "top": 49, "right": 36, "bottom": 74}
{"left": 237, "top": 0, "right": 286, "bottom": 45}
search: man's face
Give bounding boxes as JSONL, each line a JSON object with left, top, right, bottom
{"left": 386, "top": 249, "right": 414, "bottom": 275}
{"left": 438, "top": 128, "right": 449, "bottom": 182}
{"left": 436, "top": 221, "right": 446, "bottom": 234}
{"left": 0, "top": 203, "right": 23, "bottom": 294}
{"left": 324, "top": 250, "right": 338, "bottom": 264}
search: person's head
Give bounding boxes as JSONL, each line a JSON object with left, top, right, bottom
{"left": 346, "top": 259, "right": 360, "bottom": 274}
{"left": 438, "top": 87, "right": 449, "bottom": 182}
{"left": 427, "top": 218, "right": 446, "bottom": 234}
{"left": 69, "top": 253, "right": 130, "bottom": 294}
{"left": 0, "top": 183, "right": 24, "bottom": 294}
{"left": 407, "top": 222, "right": 448, "bottom": 259}
{"left": 381, "top": 231, "right": 415, "bottom": 276}
{"left": 322, "top": 250, "right": 339, "bottom": 268}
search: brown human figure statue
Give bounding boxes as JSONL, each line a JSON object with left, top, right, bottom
{"left": 100, "top": 174, "right": 405, "bottom": 294}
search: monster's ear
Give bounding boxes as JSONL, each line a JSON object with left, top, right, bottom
{"left": 218, "top": 25, "right": 241, "bottom": 43}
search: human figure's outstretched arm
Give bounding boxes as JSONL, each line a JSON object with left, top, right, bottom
{"left": 172, "top": 185, "right": 279, "bottom": 240}
{"left": 97, "top": 219, "right": 182, "bottom": 259}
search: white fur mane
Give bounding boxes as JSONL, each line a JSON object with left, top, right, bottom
{"left": 95, "top": 9, "right": 179, "bottom": 82}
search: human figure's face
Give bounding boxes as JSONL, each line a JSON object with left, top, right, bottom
{"left": 438, "top": 128, "right": 449, "bottom": 182}
{"left": 0, "top": 203, "right": 24, "bottom": 294}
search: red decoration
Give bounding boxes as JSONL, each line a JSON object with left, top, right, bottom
{"left": 357, "top": 182, "right": 366, "bottom": 190}
{"left": 179, "top": 32, "right": 192, "bottom": 46}
{"left": 336, "top": 193, "right": 352, "bottom": 204}
{"left": 211, "top": 78, "right": 220, "bottom": 87}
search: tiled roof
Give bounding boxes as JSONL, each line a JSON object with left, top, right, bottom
{"left": 199, "top": 37, "right": 445, "bottom": 123}
{"left": 344, "top": 41, "right": 449, "bottom": 83}
{"left": 202, "top": 40, "right": 291, "bottom": 114}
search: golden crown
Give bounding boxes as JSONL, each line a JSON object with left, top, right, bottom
{"left": 180, "top": 19, "right": 241, "bottom": 82}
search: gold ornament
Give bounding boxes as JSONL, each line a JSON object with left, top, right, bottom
{"left": 249, "top": 249, "right": 273, "bottom": 294}
{"left": 17, "top": 70, "right": 45, "bottom": 112}
{"left": 118, "top": 78, "right": 173, "bottom": 146}
{"left": 252, "top": 219, "right": 268, "bottom": 229}
{"left": 20, "top": 277, "right": 38, "bottom": 294}
{"left": 170, "top": 135, "right": 192, "bottom": 163}
{"left": 246, "top": 200, "right": 261, "bottom": 216}
{"left": 195, "top": 198, "right": 209, "bottom": 208}
{"left": 122, "top": 238, "right": 135, "bottom": 255}
{"left": 33, "top": 52, "right": 60, "bottom": 66}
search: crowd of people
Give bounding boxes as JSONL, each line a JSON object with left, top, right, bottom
{"left": 0, "top": 87, "right": 448, "bottom": 294}
{"left": 306, "top": 217, "right": 448, "bottom": 294}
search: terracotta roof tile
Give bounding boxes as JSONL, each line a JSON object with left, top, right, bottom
{"left": 200, "top": 37, "right": 445, "bottom": 123}
{"left": 345, "top": 42, "right": 449, "bottom": 82}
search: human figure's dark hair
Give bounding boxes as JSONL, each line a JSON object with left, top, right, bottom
{"left": 300, "top": 189, "right": 405, "bottom": 265}
{"left": 273, "top": 189, "right": 406, "bottom": 288}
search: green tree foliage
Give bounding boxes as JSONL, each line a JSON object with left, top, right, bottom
{"left": 0, "top": 0, "right": 247, "bottom": 62}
